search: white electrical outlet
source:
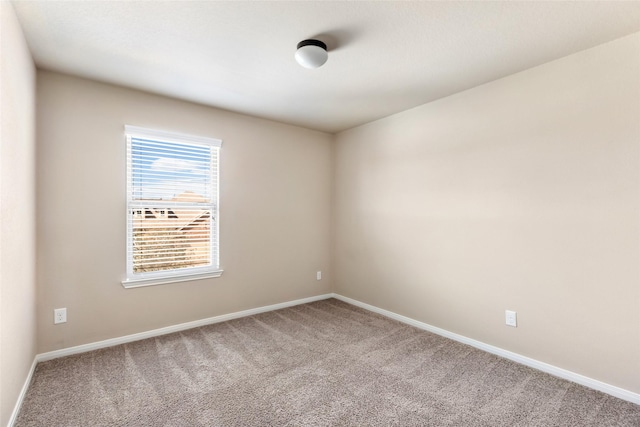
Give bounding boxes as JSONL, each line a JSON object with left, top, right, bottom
{"left": 54, "top": 308, "right": 67, "bottom": 324}
{"left": 505, "top": 310, "right": 517, "bottom": 327}
{"left": 316, "top": 271, "right": 322, "bottom": 280}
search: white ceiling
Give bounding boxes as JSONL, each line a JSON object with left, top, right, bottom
{"left": 12, "top": 1, "right": 640, "bottom": 133}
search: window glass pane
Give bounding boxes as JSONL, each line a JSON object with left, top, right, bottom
{"left": 131, "top": 137, "right": 212, "bottom": 202}
{"left": 132, "top": 208, "right": 212, "bottom": 273}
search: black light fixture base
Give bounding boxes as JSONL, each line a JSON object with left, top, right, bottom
{"left": 297, "top": 39, "right": 327, "bottom": 51}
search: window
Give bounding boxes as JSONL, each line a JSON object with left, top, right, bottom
{"left": 122, "top": 125, "right": 222, "bottom": 288}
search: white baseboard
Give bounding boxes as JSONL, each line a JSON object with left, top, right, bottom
{"left": 7, "top": 357, "right": 37, "bottom": 427}
{"left": 37, "top": 293, "right": 333, "bottom": 362}
{"left": 331, "top": 293, "right": 640, "bottom": 405}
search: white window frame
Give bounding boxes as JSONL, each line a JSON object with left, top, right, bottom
{"left": 122, "top": 125, "right": 223, "bottom": 288}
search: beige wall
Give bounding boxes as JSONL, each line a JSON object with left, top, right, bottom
{"left": 36, "top": 71, "right": 333, "bottom": 353}
{"left": 0, "top": 2, "right": 37, "bottom": 425}
{"left": 334, "top": 33, "right": 640, "bottom": 393}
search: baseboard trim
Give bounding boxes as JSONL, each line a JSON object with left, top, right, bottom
{"left": 7, "top": 357, "right": 37, "bottom": 427}
{"left": 37, "top": 293, "right": 333, "bottom": 362}
{"left": 331, "top": 293, "right": 640, "bottom": 405}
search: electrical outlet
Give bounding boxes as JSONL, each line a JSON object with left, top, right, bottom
{"left": 316, "top": 271, "right": 322, "bottom": 280}
{"left": 505, "top": 310, "right": 517, "bottom": 327}
{"left": 54, "top": 308, "right": 67, "bottom": 324}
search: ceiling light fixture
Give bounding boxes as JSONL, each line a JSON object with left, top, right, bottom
{"left": 295, "top": 39, "right": 328, "bottom": 69}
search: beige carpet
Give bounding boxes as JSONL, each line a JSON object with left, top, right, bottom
{"left": 15, "top": 299, "right": 640, "bottom": 426}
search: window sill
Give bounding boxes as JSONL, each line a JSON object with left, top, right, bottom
{"left": 121, "top": 270, "right": 223, "bottom": 289}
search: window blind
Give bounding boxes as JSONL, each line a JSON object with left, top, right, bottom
{"left": 124, "top": 126, "right": 221, "bottom": 285}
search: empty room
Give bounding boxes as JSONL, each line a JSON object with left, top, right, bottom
{"left": 1, "top": 1, "right": 639, "bottom": 426}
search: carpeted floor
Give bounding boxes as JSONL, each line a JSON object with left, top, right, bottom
{"left": 15, "top": 298, "right": 640, "bottom": 426}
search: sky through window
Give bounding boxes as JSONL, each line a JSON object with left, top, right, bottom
{"left": 131, "top": 137, "right": 211, "bottom": 201}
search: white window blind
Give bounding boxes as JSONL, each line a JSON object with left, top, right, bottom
{"left": 123, "top": 125, "right": 222, "bottom": 287}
